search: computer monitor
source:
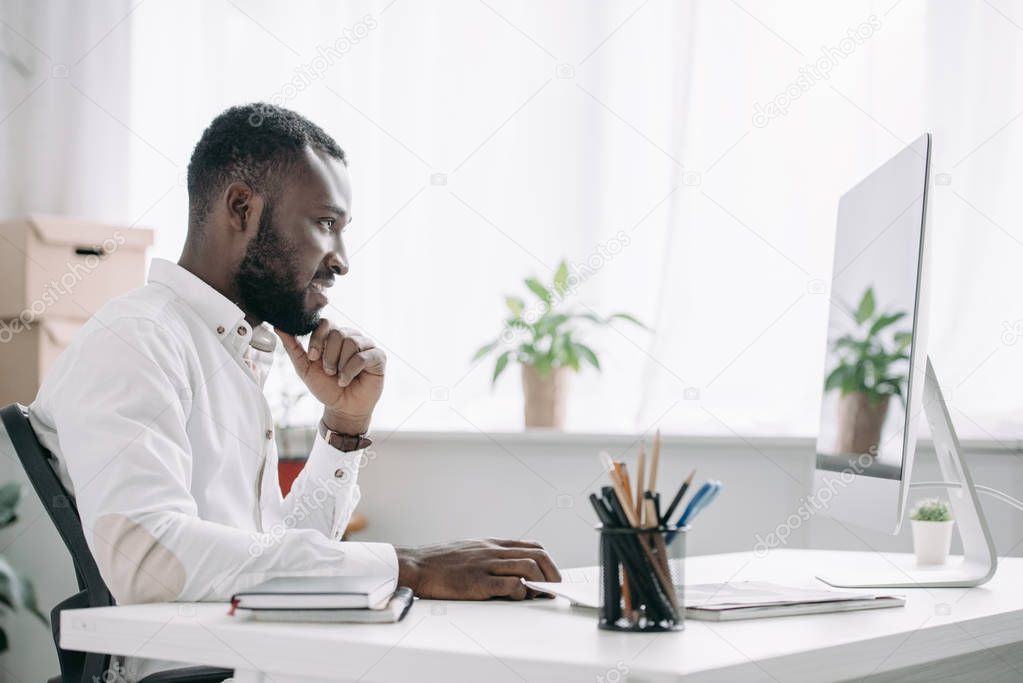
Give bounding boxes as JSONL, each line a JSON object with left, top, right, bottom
{"left": 813, "top": 133, "right": 932, "bottom": 534}
{"left": 812, "top": 133, "right": 997, "bottom": 588}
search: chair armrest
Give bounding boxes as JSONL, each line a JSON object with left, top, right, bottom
{"left": 138, "top": 666, "right": 234, "bottom": 683}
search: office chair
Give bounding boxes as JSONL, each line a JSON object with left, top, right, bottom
{"left": 0, "top": 404, "right": 232, "bottom": 683}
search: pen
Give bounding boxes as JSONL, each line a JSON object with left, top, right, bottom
{"left": 677, "top": 481, "right": 722, "bottom": 527}
{"left": 660, "top": 469, "right": 695, "bottom": 526}
{"left": 675, "top": 481, "right": 712, "bottom": 528}
{"left": 682, "top": 481, "right": 721, "bottom": 526}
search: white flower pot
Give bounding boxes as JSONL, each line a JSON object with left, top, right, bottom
{"left": 911, "top": 519, "right": 955, "bottom": 565}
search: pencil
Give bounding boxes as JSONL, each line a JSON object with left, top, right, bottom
{"left": 648, "top": 429, "right": 661, "bottom": 493}
{"left": 615, "top": 462, "right": 636, "bottom": 520}
{"left": 635, "top": 441, "right": 646, "bottom": 523}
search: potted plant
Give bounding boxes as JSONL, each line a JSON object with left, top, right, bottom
{"left": 824, "top": 286, "right": 912, "bottom": 455}
{"left": 0, "top": 480, "right": 48, "bottom": 652}
{"left": 910, "top": 498, "right": 954, "bottom": 565}
{"left": 472, "top": 259, "right": 646, "bottom": 429}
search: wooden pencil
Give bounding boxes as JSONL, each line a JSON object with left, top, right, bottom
{"left": 635, "top": 441, "right": 646, "bottom": 523}
{"left": 648, "top": 429, "right": 661, "bottom": 494}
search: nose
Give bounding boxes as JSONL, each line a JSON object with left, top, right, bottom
{"left": 325, "top": 249, "right": 349, "bottom": 277}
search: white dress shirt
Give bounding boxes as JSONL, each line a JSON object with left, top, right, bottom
{"left": 30, "top": 258, "right": 397, "bottom": 681}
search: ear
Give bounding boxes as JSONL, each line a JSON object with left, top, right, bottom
{"left": 224, "top": 182, "right": 266, "bottom": 234}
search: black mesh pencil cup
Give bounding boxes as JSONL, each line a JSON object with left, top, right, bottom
{"left": 597, "top": 525, "right": 687, "bottom": 632}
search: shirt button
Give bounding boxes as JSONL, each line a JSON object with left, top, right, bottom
{"left": 334, "top": 468, "right": 349, "bottom": 482}
{"left": 237, "top": 326, "right": 247, "bottom": 335}
{"left": 216, "top": 325, "right": 225, "bottom": 334}
{"left": 265, "top": 430, "right": 273, "bottom": 440}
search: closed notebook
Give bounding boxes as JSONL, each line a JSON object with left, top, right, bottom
{"left": 231, "top": 575, "right": 397, "bottom": 610}
{"left": 235, "top": 587, "right": 415, "bottom": 624}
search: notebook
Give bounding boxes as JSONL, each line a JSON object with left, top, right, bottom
{"left": 231, "top": 575, "right": 397, "bottom": 610}
{"left": 523, "top": 580, "right": 905, "bottom": 621}
{"left": 235, "top": 587, "right": 415, "bottom": 623}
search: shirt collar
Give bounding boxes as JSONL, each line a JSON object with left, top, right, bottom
{"left": 147, "top": 258, "right": 266, "bottom": 358}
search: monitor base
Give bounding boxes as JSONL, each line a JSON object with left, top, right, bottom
{"left": 817, "top": 554, "right": 995, "bottom": 589}
{"left": 817, "top": 358, "right": 998, "bottom": 589}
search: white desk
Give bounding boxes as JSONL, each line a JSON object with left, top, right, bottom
{"left": 62, "top": 550, "right": 1023, "bottom": 683}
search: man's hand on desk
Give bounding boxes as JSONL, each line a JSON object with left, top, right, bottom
{"left": 276, "top": 321, "right": 385, "bottom": 435}
{"left": 396, "top": 539, "right": 561, "bottom": 600}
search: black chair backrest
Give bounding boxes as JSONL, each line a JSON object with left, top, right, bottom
{"left": 2, "top": 403, "right": 113, "bottom": 683}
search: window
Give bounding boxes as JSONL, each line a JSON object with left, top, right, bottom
{"left": 116, "top": 0, "right": 1021, "bottom": 438}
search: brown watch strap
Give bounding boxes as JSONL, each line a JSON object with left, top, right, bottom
{"left": 318, "top": 420, "right": 372, "bottom": 452}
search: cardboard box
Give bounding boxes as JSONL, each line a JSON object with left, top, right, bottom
{"left": 0, "top": 317, "right": 80, "bottom": 406}
{"left": 0, "top": 214, "right": 154, "bottom": 322}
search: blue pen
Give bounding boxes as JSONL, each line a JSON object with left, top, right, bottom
{"left": 662, "top": 482, "right": 720, "bottom": 548}
{"left": 674, "top": 481, "right": 713, "bottom": 528}
{"left": 680, "top": 481, "right": 721, "bottom": 526}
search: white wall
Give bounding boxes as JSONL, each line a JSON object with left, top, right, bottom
{"left": 353, "top": 432, "right": 1023, "bottom": 570}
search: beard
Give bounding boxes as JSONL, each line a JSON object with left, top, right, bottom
{"left": 235, "top": 205, "right": 322, "bottom": 336}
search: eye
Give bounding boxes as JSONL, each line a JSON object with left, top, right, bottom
{"left": 317, "top": 218, "right": 337, "bottom": 233}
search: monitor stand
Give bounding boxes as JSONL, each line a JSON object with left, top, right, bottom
{"left": 816, "top": 358, "right": 998, "bottom": 589}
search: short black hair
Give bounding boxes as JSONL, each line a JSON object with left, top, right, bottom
{"left": 186, "top": 103, "right": 346, "bottom": 231}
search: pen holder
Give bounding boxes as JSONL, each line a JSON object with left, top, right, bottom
{"left": 597, "top": 525, "right": 687, "bottom": 632}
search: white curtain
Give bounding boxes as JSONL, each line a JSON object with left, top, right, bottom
{"left": 126, "top": 0, "right": 701, "bottom": 434}
{"left": 0, "top": 0, "right": 133, "bottom": 221}
{"left": 921, "top": 1, "right": 1023, "bottom": 442}
{"left": 5, "top": 0, "right": 1020, "bottom": 439}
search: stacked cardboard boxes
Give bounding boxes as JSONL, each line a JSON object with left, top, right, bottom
{"left": 0, "top": 215, "right": 153, "bottom": 406}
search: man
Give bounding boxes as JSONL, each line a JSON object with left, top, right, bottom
{"left": 30, "top": 103, "right": 559, "bottom": 680}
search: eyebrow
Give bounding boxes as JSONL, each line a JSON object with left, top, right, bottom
{"left": 317, "top": 203, "right": 348, "bottom": 217}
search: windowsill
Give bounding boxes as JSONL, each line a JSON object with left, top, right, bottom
{"left": 275, "top": 425, "right": 1023, "bottom": 459}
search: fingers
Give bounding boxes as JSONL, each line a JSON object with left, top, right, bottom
{"left": 508, "top": 548, "right": 561, "bottom": 582}
{"left": 489, "top": 558, "right": 546, "bottom": 583}
{"left": 493, "top": 538, "right": 545, "bottom": 549}
{"left": 307, "top": 319, "right": 330, "bottom": 361}
{"left": 318, "top": 329, "right": 377, "bottom": 378}
{"left": 322, "top": 332, "right": 344, "bottom": 376}
{"left": 489, "top": 539, "right": 561, "bottom": 582}
{"left": 337, "top": 336, "right": 361, "bottom": 373}
{"left": 487, "top": 576, "right": 528, "bottom": 601}
{"left": 338, "top": 348, "right": 386, "bottom": 386}
{"left": 274, "top": 328, "right": 307, "bottom": 369}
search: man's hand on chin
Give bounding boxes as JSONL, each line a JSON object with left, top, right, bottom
{"left": 275, "top": 320, "right": 386, "bottom": 434}
{"left": 277, "top": 323, "right": 560, "bottom": 599}
{"left": 396, "top": 539, "right": 562, "bottom": 600}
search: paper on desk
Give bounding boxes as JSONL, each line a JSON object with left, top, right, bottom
{"left": 525, "top": 580, "right": 600, "bottom": 608}
{"left": 685, "top": 582, "right": 901, "bottom": 609}
{"left": 524, "top": 580, "right": 901, "bottom": 610}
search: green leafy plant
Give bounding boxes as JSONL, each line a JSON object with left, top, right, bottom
{"left": 472, "top": 259, "right": 647, "bottom": 385}
{"left": 824, "top": 286, "right": 912, "bottom": 405}
{"left": 910, "top": 498, "right": 952, "bottom": 522}
{"left": 0, "top": 481, "right": 48, "bottom": 653}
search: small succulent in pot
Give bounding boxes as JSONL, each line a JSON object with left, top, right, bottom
{"left": 910, "top": 498, "right": 954, "bottom": 565}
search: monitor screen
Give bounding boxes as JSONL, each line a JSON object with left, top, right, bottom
{"left": 815, "top": 135, "right": 930, "bottom": 481}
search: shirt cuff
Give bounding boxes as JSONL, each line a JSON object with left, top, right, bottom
{"left": 304, "top": 431, "right": 365, "bottom": 487}
{"left": 340, "top": 541, "right": 399, "bottom": 581}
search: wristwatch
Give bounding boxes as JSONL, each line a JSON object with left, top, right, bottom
{"left": 318, "top": 420, "right": 373, "bottom": 452}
